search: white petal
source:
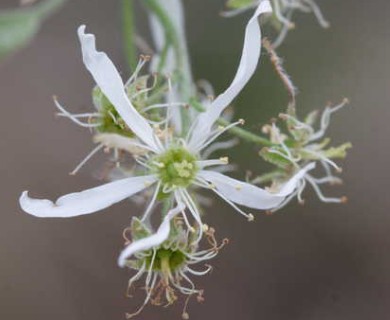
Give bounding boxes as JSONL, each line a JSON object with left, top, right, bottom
{"left": 188, "top": 1, "right": 272, "bottom": 149}
{"left": 20, "top": 175, "right": 157, "bottom": 218}
{"left": 197, "top": 163, "right": 315, "bottom": 210}
{"left": 117, "top": 203, "right": 185, "bottom": 267}
{"left": 77, "top": 25, "right": 161, "bottom": 152}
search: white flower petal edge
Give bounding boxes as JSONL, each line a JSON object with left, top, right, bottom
{"left": 197, "top": 163, "right": 315, "bottom": 210}
{"left": 19, "top": 175, "right": 157, "bottom": 218}
{"left": 188, "top": 0, "right": 272, "bottom": 149}
{"left": 117, "top": 203, "right": 185, "bottom": 267}
{"left": 77, "top": 25, "right": 162, "bottom": 153}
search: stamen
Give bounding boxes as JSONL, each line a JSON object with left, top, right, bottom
{"left": 69, "top": 143, "right": 104, "bottom": 175}
{"left": 126, "top": 263, "right": 146, "bottom": 298}
{"left": 273, "top": 0, "right": 296, "bottom": 29}
{"left": 126, "top": 271, "right": 158, "bottom": 319}
{"left": 306, "top": 175, "right": 346, "bottom": 203}
{"left": 201, "top": 138, "right": 238, "bottom": 159}
{"left": 178, "top": 189, "right": 203, "bottom": 244}
{"left": 272, "top": 14, "right": 292, "bottom": 48}
{"left": 195, "top": 119, "right": 244, "bottom": 152}
{"left": 196, "top": 158, "right": 229, "bottom": 169}
{"left": 140, "top": 182, "right": 161, "bottom": 223}
{"left": 125, "top": 56, "right": 149, "bottom": 87}
{"left": 310, "top": 98, "right": 349, "bottom": 142}
{"left": 303, "top": 0, "right": 330, "bottom": 28}
{"left": 54, "top": 97, "right": 100, "bottom": 128}
{"left": 185, "top": 265, "right": 213, "bottom": 276}
{"left": 143, "top": 102, "right": 187, "bottom": 113}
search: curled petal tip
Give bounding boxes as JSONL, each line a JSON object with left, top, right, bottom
{"left": 77, "top": 24, "right": 86, "bottom": 34}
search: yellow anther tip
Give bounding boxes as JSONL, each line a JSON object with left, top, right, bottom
{"left": 219, "top": 157, "right": 229, "bottom": 164}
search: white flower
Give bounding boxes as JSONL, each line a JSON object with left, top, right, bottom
{"left": 20, "top": 1, "right": 314, "bottom": 266}
{"left": 121, "top": 211, "right": 228, "bottom": 318}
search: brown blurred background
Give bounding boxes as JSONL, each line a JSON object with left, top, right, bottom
{"left": 1, "top": 0, "right": 390, "bottom": 319}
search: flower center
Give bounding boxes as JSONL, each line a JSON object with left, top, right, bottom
{"left": 151, "top": 147, "right": 199, "bottom": 191}
{"left": 145, "top": 248, "right": 187, "bottom": 272}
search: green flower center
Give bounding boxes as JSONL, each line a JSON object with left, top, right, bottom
{"left": 145, "top": 248, "right": 187, "bottom": 272}
{"left": 151, "top": 147, "right": 199, "bottom": 190}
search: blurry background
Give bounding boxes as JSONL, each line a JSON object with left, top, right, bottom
{"left": 1, "top": 0, "right": 389, "bottom": 319}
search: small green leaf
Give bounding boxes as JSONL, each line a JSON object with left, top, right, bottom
{"left": 0, "top": 0, "right": 65, "bottom": 60}
{"left": 130, "top": 217, "right": 151, "bottom": 241}
{"left": 259, "top": 147, "right": 292, "bottom": 169}
{"left": 323, "top": 142, "right": 352, "bottom": 159}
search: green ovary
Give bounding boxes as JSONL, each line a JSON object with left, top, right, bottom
{"left": 152, "top": 147, "right": 199, "bottom": 190}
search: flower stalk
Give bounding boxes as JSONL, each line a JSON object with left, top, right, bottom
{"left": 122, "top": 0, "right": 138, "bottom": 71}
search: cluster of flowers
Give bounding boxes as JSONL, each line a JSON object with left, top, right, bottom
{"left": 19, "top": 0, "right": 350, "bottom": 318}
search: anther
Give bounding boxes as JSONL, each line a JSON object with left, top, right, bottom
{"left": 279, "top": 113, "right": 288, "bottom": 120}
{"left": 340, "top": 196, "right": 348, "bottom": 204}
{"left": 262, "top": 125, "right": 271, "bottom": 134}
{"left": 219, "top": 157, "right": 229, "bottom": 164}
{"left": 144, "top": 181, "right": 153, "bottom": 187}
{"left": 154, "top": 162, "right": 165, "bottom": 168}
{"left": 139, "top": 54, "right": 151, "bottom": 61}
{"left": 197, "top": 290, "right": 205, "bottom": 303}
{"left": 238, "top": 118, "right": 245, "bottom": 125}
{"left": 182, "top": 312, "right": 190, "bottom": 320}
{"left": 247, "top": 214, "right": 254, "bottom": 222}
{"left": 202, "top": 224, "right": 209, "bottom": 232}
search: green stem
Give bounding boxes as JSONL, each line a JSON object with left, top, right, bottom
{"left": 143, "top": 0, "right": 193, "bottom": 133}
{"left": 122, "top": 0, "right": 137, "bottom": 71}
{"left": 189, "top": 98, "right": 273, "bottom": 147}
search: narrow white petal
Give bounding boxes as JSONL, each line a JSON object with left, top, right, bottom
{"left": 188, "top": 1, "right": 272, "bottom": 149}
{"left": 20, "top": 175, "right": 157, "bottom": 218}
{"left": 197, "top": 163, "right": 315, "bottom": 210}
{"left": 117, "top": 203, "right": 185, "bottom": 267}
{"left": 77, "top": 25, "right": 161, "bottom": 152}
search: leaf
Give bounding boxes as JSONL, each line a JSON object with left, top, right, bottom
{"left": 259, "top": 147, "right": 292, "bottom": 169}
{"left": 226, "top": 0, "right": 254, "bottom": 9}
{"left": 0, "top": 0, "right": 65, "bottom": 60}
{"left": 323, "top": 142, "right": 352, "bottom": 159}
